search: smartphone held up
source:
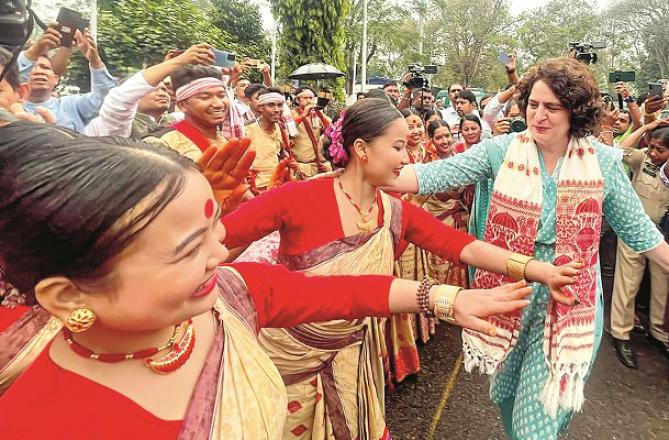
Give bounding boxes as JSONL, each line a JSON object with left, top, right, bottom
{"left": 213, "top": 49, "right": 236, "bottom": 68}
{"left": 56, "top": 7, "right": 89, "bottom": 47}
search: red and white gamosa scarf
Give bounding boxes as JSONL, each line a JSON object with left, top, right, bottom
{"left": 463, "top": 130, "right": 603, "bottom": 417}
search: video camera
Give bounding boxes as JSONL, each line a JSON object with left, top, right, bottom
{"left": 0, "top": 0, "right": 32, "bottom": 48}
{"left": 406, "top": 63, "right": 437, "bottom": 89}
{"left": 568, "top": 41, "right": 606, "bottom": 65}
{"left": 56, "top": 7, "right": 90, "bottom": 48}
{"left": 315, "top": 89, "right": 333, "bottom": 110}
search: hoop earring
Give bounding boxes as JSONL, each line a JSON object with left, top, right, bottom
{"left": 66, "top": 308, "right": 96, "bottom": 333}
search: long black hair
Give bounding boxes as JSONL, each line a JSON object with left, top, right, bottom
{"left": 342, "top": 98, "right": 403, "bottom": 154}
{"left": 459, "top": 113, "right": 482, "bottom": 132}
{"left": 650, "top": 126, "right": 669, "bottom": 148}
{"left": 427, "top": 120, "right": 450, "bottom": 139}
{"left": 0, "top": 123, "right": 197, "bottom": 298}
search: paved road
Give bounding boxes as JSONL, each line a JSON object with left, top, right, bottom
{"left": 385, "top": 323, "right": 669, "bottom": 439}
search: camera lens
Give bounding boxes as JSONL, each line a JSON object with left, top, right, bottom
{"left": 510, "top": 119, "right": 527, "bottom": 133}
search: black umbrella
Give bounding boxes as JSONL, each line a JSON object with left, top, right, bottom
{"left": 288, "top": 63, "right": 346, "bottom": 81}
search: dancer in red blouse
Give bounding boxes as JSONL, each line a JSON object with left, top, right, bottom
{"left": 222, "top": 98, "right": 583, "bottom": 440}
{"left": 0, "top": 123, "right": 539, "bottom": 440}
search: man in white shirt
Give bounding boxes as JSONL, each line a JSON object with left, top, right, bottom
{"left": 85, "top": 44, "right": 214, "bottom": 138}
{"left": 441, "top": 83, "right": 463, "bottom": 126}
{"left": 456, "top": 89, "right": 492, "bottom": 138}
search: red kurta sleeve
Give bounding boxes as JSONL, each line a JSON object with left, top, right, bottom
{"left": 0, "top": 305, "right": 30, "bottom": 333}
{"left": 229, "top": 262, "right": 392, "bottom": 330}
{"left": 316, "top": 110, "right": 331, "bottom": 128}
{"left": 222, "top": 182, "right": 292, "bottom": 249}
{"left": 221, "top": 179, "right": 344, "bottom": 256}
{"left": 400, "top": 200, "right": 476, "bottom": 265}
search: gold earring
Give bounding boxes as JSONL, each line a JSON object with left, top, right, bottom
{"left": 66, "top": 308, "right": 96, "bottom": 333}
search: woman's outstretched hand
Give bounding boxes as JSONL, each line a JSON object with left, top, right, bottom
{"left": 198, "top": 138, "right": 256, "bottom": 214}
{"left": 545, "top": 261, "right": 584, "bottom": 306}
{"left": 453, "top": 280, "right": 532, "bottom": 336}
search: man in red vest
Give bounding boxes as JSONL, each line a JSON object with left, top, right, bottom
{"left": 145, "top": 64, "right": 242, "bottom": 161}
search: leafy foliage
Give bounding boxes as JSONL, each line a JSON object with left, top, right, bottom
{"left": 61, "top": 0, "right": 233, "bottom": 89}
{"left": 210, "top": 0, "right": 270, "bottom": 59}
{"left": 270, "top": 0, "right": 350, "bottom": 99}
{"left": 97, "top": 0, "right": 233, "bottom": 75}
{"left": 428, "top": 0, "right": 514, "bottom": 90}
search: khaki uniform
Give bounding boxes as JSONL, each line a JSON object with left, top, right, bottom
{"left": 144, "top": 127, "right": 227, "bottom": 162}
{"left": 291, "top": 110, "right": 332, "bottom": 177}
{"left": 611, "top": 148, "right": 669, "bottom": 342}
{"left": 246, "top": 121, "right": 282, "bottom": 190}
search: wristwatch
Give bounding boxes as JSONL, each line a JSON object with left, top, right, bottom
{"left": 623, "top": 96, "right": 636, "bottom": 104}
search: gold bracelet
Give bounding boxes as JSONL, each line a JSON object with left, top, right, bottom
{"left": 506, "top": 252, "right": 534, "bottom": 281}
{"left": 433, "top": 285, "right": 462, "bottom": 324}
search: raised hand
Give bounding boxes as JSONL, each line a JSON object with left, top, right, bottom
{"left": 269, "top": 158, "right": 294, "bottom": 189}
{"left": 493, "top": 118, "right": 512, "bottom": 135}
{"left": 600, "top": 101, "right": 619, "bottom": 128}
{"left": 645, "top": 116, "right": 669, "bottom": 131}
{"left": 172, "top": 43, "right": 215, "bottom": 67}
{"left": 644, "top": 95, "right": 668, "bottom": 115}
{"left": 505, "top": 53, "right": 517, "bottom": 72}
{"left": 614, "top": 81, "right": 630, "bottom": 98}
{"left": 197, "top": 138, "right": 256, "bottom": 214}
{"left": 75, "top": 29, "right": 102, "bottom": 69}
{"left": 8, "top": 103, "right": 57, "bottom": 124}
{"left": 25, "top": 25, "right": 62, "bottom": 60}
{"left": 544, "top": 261, "right": 584, "bottom": 306}
{"left": 453, "top": 280, "right": 532, "bottom": 336}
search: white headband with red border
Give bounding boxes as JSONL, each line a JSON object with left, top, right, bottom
{"left": 175, "top": 77, "right": 227, "bottom": 102}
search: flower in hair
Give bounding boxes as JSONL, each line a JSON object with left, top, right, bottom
{"left": 327, "top": 110, "right": 348, "bottom": 166}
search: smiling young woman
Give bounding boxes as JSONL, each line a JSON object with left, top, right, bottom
{"left": 221, "top": 98, "right": 582, "bottom": 440}
{"left": 389, "top": 57, "right": 669, "bottom": 439}
{"left": 0, "top": 122, "right": 541, "bottom": 440}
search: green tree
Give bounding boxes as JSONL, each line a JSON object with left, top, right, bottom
{"left": 63, "top": 0, "right": 232, "bottom": 90}
{"left": 428, "top": 0, "right": 515, "bottom": 91}
{"left": 604, "top": 0, "right": 669, "bottom": 86}
{"left": 210, "top": 0, "right": 270, "bottom": 59}
{"left": 270, "top": 0, "right": 350, "bottom": 99}
{"left": 343, "top": 0, "right": 416, "bottom": 92}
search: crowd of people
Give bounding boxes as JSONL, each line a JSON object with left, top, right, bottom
{"left": 0, "top": 20, "right": 668, "bottom": 440}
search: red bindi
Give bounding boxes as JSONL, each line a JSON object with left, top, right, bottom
{"left": 204, "top": 199, "right": 214, "bottom": 218}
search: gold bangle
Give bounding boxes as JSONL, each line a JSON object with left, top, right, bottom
{"left": 433, "top": 285, "right": 462, "bottom": 324}
{"left": 506, "top": 252, "right": 534, "bottom": 281}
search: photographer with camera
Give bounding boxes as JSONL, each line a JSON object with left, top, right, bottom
{"left": 398, "top": 64, "right": 437, "bottom": 116}
{"left": 483, "top": 54, "right": 525, "bottom": 136}
{"left": 482, "top": 85, "right": 525, "bottom": 136}
{"left": 291, "top": 86, "right": 332, "bottom": 177}
{"left": 20, "top": 27, "right": 117, "bottom": 132}
{"left": 611, "top": 81, "right": 642, "bottom": 144}
{"left": 455, "top": 90, "right": 492, "bottom": 139}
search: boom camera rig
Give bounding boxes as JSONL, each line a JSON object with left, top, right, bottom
{"left": 0, "top": 0, "right": 44, "bottom": 83}
{"left": 568, "top": 41, "right": 607, "bottom": 65}
{"left": 406, "top": 63, "right": 437, "bottom": 89}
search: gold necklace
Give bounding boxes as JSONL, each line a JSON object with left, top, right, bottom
{"left": 337, "top": 177, "right": 379, "bottom": 232}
